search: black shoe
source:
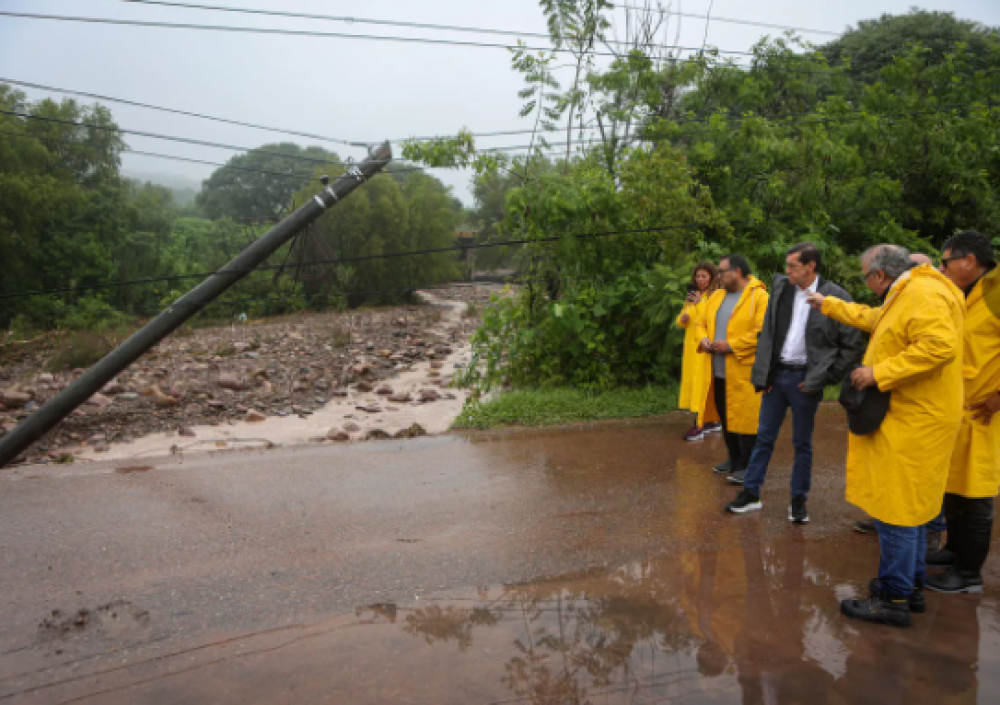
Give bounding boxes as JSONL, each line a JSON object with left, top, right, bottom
{"left": 924, "top": 568, "right": 984, "bottom": 594}
{"left": 726, "top": 469, "right": 746, "bottom": 485}
{"left": 926, "top": 547, "right": 956, "bottom": 568}
{"left": 726, "top": 489, "right": 762, "bottom": 514}
{"left": 870, "top": 578, "right": 924, "bottom": 613}
{"left": 853, "top": 520, "right": 876, "bottom": 534}
{"left": 712, "top": 458, "right": 732, "bottom": 474}
{"left": 841, "top": 595, "right": 912, "bottom": 628}
{"left": 789, "top": 495, "right": 809, "bottom": 524}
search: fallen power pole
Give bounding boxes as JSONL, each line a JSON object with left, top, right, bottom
{"left": 0, "top": 143, "right": 392, "bottom": 468}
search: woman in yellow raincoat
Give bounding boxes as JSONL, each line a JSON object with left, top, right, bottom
{"left": 675, "top": 262, "right": 721, "bottom": 440}
{"left": 925, "top": 231, "right": 1000, "bottom": 594}
{"left": 810, "top": 246, "right": 964, "bottom": 627}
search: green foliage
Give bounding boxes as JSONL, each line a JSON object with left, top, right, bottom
{"left": 406, "top": 6, "right": 1000, "bottom": 394}
{"left": 195, "top": 143, "right": 340, "bottom": 222}
{"left": 453, "top": 384, "right": 678, "bottom": 430}
{"left": 46, "top": 331, "right": 111, "bottom": 372}
{"left": 293, "top": 168, "right": 462, "bottom": 306}
{"left": 820, "top": 10, "right": 1000, "bottom": 82}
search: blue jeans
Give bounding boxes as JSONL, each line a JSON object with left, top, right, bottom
{"left": 743, "top": 368, "right": 822, "bottom": 497}
{"left": 927, "top": 505, "right": 947, "bottom": 533}
{"left": 874, "top": 520, "right": 927, "bottom": 596}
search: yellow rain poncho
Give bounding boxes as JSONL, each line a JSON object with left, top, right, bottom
{"left": 821, "top": 265, "right": 966, "bottom": 526}
{"left": 695, "top": 277, "right": 769, "bottom": 435}
{"left": 946, "top": 267, "right": 1000, "bottom": 498}
{"left": 676, "top": 297, "right": 718, "bottom": 425}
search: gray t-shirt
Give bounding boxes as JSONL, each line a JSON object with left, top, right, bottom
{"left": 713, "top": 291, "right": 741, "bottom": 379}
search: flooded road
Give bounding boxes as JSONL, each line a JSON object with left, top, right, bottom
{"left": 2, "top": 407, "right": 998, "bottom": 703}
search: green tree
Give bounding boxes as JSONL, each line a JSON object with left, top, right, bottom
{"left": 820, "top": 10, "right": 1000, "bottom": 82}
{"left": 195, "top": 143, "right": 341, "bottom": 222}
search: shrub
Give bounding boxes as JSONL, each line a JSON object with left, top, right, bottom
{"left": 46, "top": 331, "right": 111, "bottom": 372}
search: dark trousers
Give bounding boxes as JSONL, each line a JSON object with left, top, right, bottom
{"left": 943, "top": 493, "right": 995, "bottom": 577}
{"left": 714, "top": 376, "right": 757, "bottom": 472}
{"left": 743, "top": 368, "right": 822, "bottom": 497}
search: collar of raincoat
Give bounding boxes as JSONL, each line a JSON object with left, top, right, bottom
{"left": 883, "top": 264, "right": 966, "bottom": 312}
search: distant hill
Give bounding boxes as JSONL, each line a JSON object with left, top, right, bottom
{"left": 123, "top": 170, "right": 202, "bottom": 207}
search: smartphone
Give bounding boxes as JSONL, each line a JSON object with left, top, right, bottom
{"left": 686, "top": 282, "right": 699, "bottom": 295}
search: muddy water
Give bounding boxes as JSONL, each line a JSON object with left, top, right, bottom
{"left": 4, "top": 415, "right": 1000, "bottom": 703}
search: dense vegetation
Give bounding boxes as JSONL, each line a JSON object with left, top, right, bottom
{"left": 402, "top": 8, "right": 1000, "bottom": 392}
{"left": 0, "top": 86, "right": 466, "bottom": 333}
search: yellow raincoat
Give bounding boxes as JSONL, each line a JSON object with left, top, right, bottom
{"left": 695, "top": 277, "right": 769, "bottom": 435}
{"left": 821, "top": 265, "right": 966, "bottom": 526}
{"left": 946, "top": 267, "right": 1000, "bottom": 498}
{"left": 676, "top": 298, "right": 719, "bottom": 425}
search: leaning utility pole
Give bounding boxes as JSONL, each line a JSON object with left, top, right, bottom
{"left": 0, "top": 143, "right": 392, "bottom": 469}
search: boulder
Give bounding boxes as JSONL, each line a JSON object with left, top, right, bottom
{"left": 326, "top": 429, "right": 350, "bottom": 442}
{"left": 394, "top": 423, "right": 427, "bottom": 439}
{"left": 1, "top": 390, "right": 33, "bottom": 408}
{"left": 216, "top": 374, "right": 246, "bottom": 391}
{"left": 86, "top": 393, "right": 113, "bottom": 408}
{"left": 245, "top": 409, "right": 266, "bottom": 422}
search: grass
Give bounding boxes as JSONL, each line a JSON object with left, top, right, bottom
{"left": 453, "top": 384, "right": 680, "bottom": 430}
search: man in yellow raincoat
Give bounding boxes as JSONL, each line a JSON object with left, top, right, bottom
{"left": 807, "top": 244, "right": 965, "bottom": 628}
{"left": 925, "top": 231, "right": 1000, "bottom": 594}
{"left": 694, "top": 254, "right": 769, "bottom": 480}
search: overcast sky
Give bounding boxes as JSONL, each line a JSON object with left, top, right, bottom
{"left": 3, "top": 0, "right": 1000, "bottom": 205}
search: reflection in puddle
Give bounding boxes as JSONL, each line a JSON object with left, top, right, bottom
{"left": 374, "top": 528, "right": 990, "bottom": 704}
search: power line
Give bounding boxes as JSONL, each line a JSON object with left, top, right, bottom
{"left": 0, "top": 204, "right": 940, "bottom": 302}
{"left": 7, "top": 74, "right": 993, "bottom": 153}
{"left": 0, "top": 108, "right": 389, "bottom": 172}
{"left": 611, "top": 3, "right": 841, "bottom": 37}
{"left": 118, "top": 0, "right": 844, "bottom": 44}
{"left": 0, "top": 128, "right": 428, "bottom": 185}
{"left": 0, "top": 10, "right": 763, "bottom": 58}
{"left": 0, "top": 77, "right": 369, "bottom": 148}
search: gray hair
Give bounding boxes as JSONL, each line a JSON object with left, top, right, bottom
{"left": 862, "top": 244, "right": 912, "bottom": 279}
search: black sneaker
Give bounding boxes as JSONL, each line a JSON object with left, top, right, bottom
{"left": 726, "top": 469, "right": 746, "bottom": 485}
{"left": 712, "top": 458, "right": 732, "bottom": 474}
{"left": 869, "top": 578, "right": 924, "bottom": 614}
{"left": 789, "top": 495, "right": 809, "bottom": 524}
{"left": 926, "top": 547, "right": 956, "bottom": 568}
{"left": 841, "top": 595, "right": 912, "bottom": 628}
{"left": 853, "top": 520, "right": 877, "bottom": 534}
{"left": 924, "top": 568, "right": 984, "bottom": 594}
{"left": 726, "top": 489, "right": 762, "bottom": 514}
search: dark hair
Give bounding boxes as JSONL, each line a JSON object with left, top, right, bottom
{"left": 721, "top": 254, "right": 752, "bottom": 278}
{"left": 690, "top": 261, "right": 719, "bottom": 293}
{"left": 942, "top": 230, "right": 996, "bottom": 266}
{"left": 787, "top": 242, "right": 822, "bottom": 272}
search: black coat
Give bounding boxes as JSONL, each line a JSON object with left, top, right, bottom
{"left": 750, "top": 274, "right": 866, "bottom": 394}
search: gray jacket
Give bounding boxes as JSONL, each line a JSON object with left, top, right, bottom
{"left": 750, "top": 274, "right": 866, "bottom": 394}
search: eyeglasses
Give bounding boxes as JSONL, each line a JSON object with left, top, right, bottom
{"left": 861, "top": 269, "right": 879, "bottom": 281}
{"left": 717, "top": 267, "right": 732, "bottom": 274}
{"left": 939, "top": 256, "right": 960, "bottom": 268}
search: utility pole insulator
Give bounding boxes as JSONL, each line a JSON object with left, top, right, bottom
{"left": 0, "top": 143, "right": 392, "bottom": 469}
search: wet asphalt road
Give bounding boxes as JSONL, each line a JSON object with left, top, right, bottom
{"left": 1, "top": 406, "right": 998, "bottom": 704}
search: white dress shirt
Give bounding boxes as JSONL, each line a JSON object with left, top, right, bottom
{"left": 779, "top": 277, "right": 819, "bottom": 366}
